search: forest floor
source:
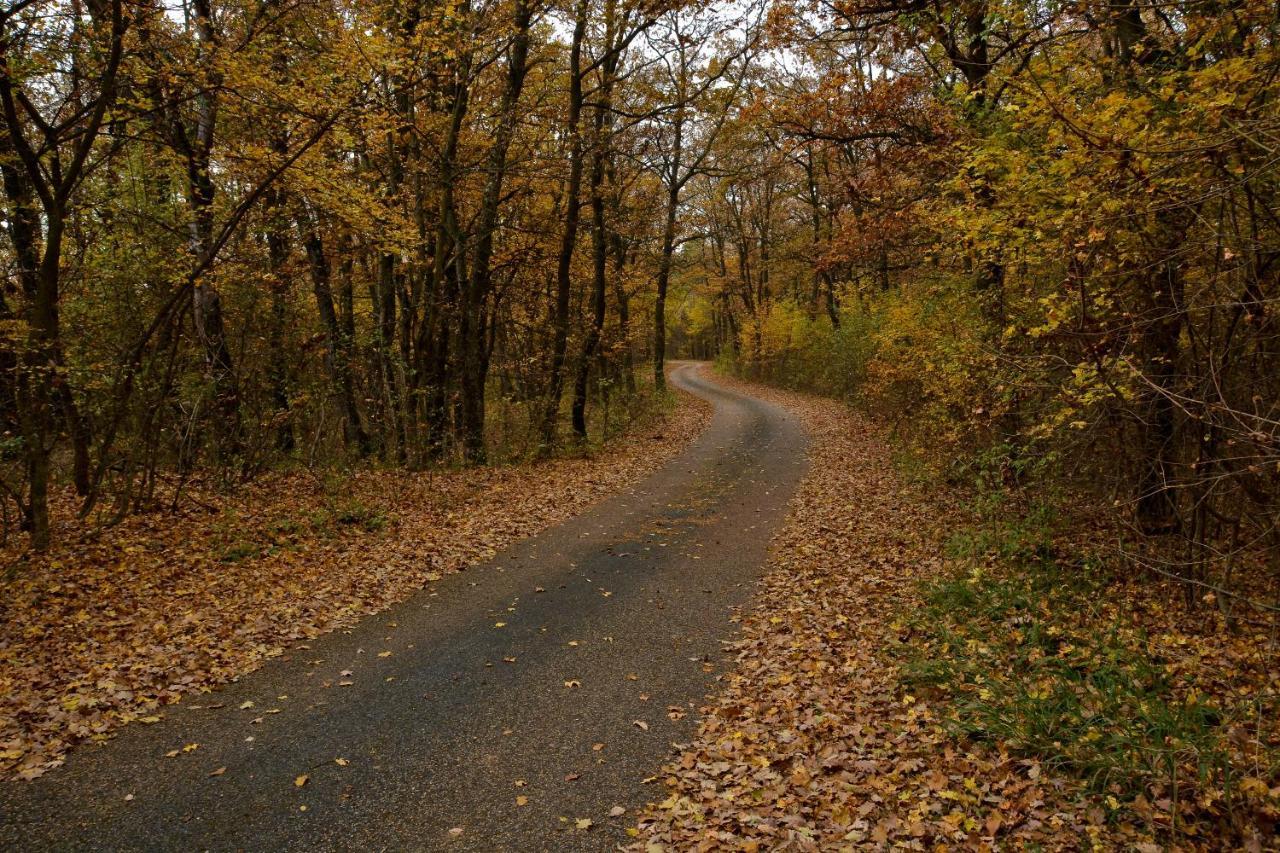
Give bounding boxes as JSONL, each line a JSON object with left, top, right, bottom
{"left": 631, "top": 376, "right": 1279, "bottom": 852}
{"left": 0, "top": 361, "right": 808, "bottom": 851}
{"left": 3, "top": 366, "right": 1276, "bottom": 851}
{"left": 0, "top": 387, "right": 709, "bottom": 784}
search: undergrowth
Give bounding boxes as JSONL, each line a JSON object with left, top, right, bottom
{"left": 901, "top": 484, "right": 1278, "bottom": 841}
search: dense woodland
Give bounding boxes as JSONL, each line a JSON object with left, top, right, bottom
{"left": 2, "top": 1, "right": 1278, "bottom": 594}
{"left": 3, "top": 0, "right": 1280, "bottom": 841}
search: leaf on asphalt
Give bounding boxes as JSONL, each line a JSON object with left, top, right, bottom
{"left": 294, "top": 774, "right": 309, "bottom": 787}
{"left": 334, "top": 757, "right": 349, "bottom": 766}
{"left": 238, "top": 701, "right": 254, "bottom": 710}
{"left": 209, "top": 766, "right": 226, "bottom": 777}
{"left": 609, "top": 806, "right": 626, "bottom": 817}
{"left": 0, "top": 396, "right": 714, "bottom": 783}
{"left": 563, "top": 680, "right": 580, "bottom": 688}
{"left": 632, "top": 720, "right": 648, "bottom": 731}
{"left": 516, "top": 795, "right": 528, "bottom": 806}
{"left": 629, "top": 381, "right": 1205, "bottom": 851}
{"left": 575, "top": 818, "right": 592, "bottom": 830}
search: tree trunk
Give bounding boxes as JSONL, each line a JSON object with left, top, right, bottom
{"left": 299, "top": 211, "right": 370, "bottom": 455}
{"left": 458, "top": 0, "right": 533, "bottom": 463}
{"left": 541, "top": 0, "right": 588, "bottom": 452}
{"left": 265, "top": 182, "right": 294, "bottom": 454}
{"left": 653, "top": 184, "right": 679, "bottom": 391}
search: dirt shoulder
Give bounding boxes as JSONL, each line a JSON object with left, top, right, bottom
{"left": 1, "top": 390, "right": 711, "bottom": 782}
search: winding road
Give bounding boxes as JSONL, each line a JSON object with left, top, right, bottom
{"left": 0, "top": 363, "right": 808, "bottom": 852}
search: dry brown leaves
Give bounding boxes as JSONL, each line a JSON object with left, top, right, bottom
{"left": 0, "top": 393, "right": 710, "bottom": 782}
{"left": 631, "top": 377, "right": 1162, "bottom": 852}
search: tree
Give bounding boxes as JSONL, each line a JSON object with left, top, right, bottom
{"left": 1, "top": 0, "right": 127, "bottom": 547}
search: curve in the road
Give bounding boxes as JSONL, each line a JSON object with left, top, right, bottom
{"left": 0, "top": 362, "right": 809, "bottom": 852}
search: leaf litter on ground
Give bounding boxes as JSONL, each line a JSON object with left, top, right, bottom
{"left": 1, "top": 391, "right": 710, "bottom": 781}
{"left": 628, "top": 375, "right": 1219, "bottom": 852}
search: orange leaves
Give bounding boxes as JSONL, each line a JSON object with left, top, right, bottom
{"left": 0, "top": 392, "right": 711, "bottom": 782}
{"left": 630, "top": 379, "right": 1149, "bottom": 851}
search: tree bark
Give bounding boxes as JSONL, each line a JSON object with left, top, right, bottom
{"left": 298, "top": 210, "right": 370, "bottom": 455}
{"left": 458, "top": 0, "right": 533, "bottom": 463}
{"left": 541, "top": 0, "right": 588, "bottom": 452}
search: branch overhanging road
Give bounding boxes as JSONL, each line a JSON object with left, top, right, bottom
{"left": 0, "top": 363, "right": 809, "bottom": 852}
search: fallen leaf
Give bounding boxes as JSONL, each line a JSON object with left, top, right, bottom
{"left": 0, "top": 392, "right": 709, "bottom": 787}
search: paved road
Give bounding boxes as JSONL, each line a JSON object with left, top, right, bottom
{"left": 0, "top": 363, "right": 808, "bottom": 852}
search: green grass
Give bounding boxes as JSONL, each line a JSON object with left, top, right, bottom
{"left": 901, "top": 493, "right": 1245, "bottom": 817}
{"left": 211, "top": 493, "right": 388, "bottom": 562}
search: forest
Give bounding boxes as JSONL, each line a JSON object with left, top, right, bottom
{"left": 3, "top": 0, "right": 1276, "bottom": 559}
{"left": 1, "top": 0, "right": 1278, "bottom": 848}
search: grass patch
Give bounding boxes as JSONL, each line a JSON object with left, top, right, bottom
{"left": 901, "top": 490, "right": 1271, "bottom": 833}
{"left": 210, "top": 490, "right": 390, "bottom": 562}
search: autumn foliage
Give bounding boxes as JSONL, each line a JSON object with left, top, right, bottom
{"left": 3, "top": 0, "right": 1279, "bottom": 847}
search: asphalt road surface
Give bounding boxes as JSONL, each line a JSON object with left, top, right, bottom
{"left": 0, "top": 362, "right": 809, "bottom": 852}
